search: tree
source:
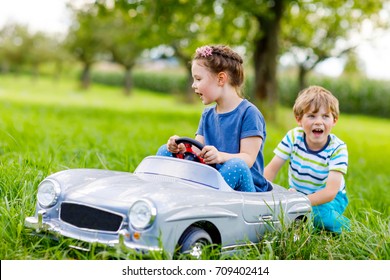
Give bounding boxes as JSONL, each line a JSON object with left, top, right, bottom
{"left": 202, "top": 0, "right": 286, "bottom": 121}
{"left": 151, "top": 0, "right": 220, "bottom": 102}
{"left": 25, "top": 32, "right": 63, "bottom": 80}
{"left": 162, "top": 0, "right": 387, "bottom": 121}
{"left": 96, "top": 0, "right": 160, "bottom": 95}
{"left": 342, "top": 50, "right": 364, "bottom": 77}
{"left": 0, "top": 23, "right": 71, "bottom": 79}
{"left": 65, "top": 2, "right": 106, "bottom": 89}
{"left": 151, "top": 0, "right": 255, "bottom": 102}
{"left": 116, "top": 0, "right": 285, "bottom": 114}
{"left": 0, "top": 24, "right": 31, "bottom": 74}
{"left": 154, "top": 0, "right": 287, "bottom": 118}
{"left": 65, "top": 0, "right": 388, "bottom": 121}
{"left": 281, "top": 0, "right": 385, "bottom": 89}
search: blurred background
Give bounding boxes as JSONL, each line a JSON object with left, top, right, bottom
{"left": 1, "top": 1, "right": 390, "bottom": 261}
{"left": 1, "top": 0, "right": 389, "bottom": 119}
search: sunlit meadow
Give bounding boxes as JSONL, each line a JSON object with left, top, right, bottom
{"left": 0, "top": 75, "right": 388, "bottom": 260}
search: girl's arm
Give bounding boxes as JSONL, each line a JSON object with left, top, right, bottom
{"left": 195, "top": 135, "right": 205, "bottom": 144}
{"left": 264, "top": 155, "right": 286, "bottom": 182}
{"left": 198, "top": 136, "right": 262, "bottom": 167}
{"left": 237, "top": 136, "right": 262, "bottom": 167}
{"left": 307, "top": 170, "right": 342, "bottom": 206}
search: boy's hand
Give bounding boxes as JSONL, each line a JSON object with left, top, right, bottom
{"left": 289, "top": 188, "right": 297, "bottom": 192}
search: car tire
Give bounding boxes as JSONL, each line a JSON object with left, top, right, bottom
{"left": 292, "top": 216, "right": 309, "bottom": 242}
{"left": 176, "top": 226, "right": 212, "bottom": 259}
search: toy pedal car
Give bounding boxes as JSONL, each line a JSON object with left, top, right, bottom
{"left": 25, "top": 139, "right": 311, "bottom": 258}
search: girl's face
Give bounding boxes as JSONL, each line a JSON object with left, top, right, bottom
{"left": 297, "top": 104, "right": 337, "bottom": 151}
{"left": 191, "top": 61, "right": 221, "bottom": 105}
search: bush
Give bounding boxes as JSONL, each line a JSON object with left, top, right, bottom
{"left": 91, "top": 71, "right": 124, "bottom": 87}
{"left": 132, "top": 70, "right": 187, "bottom": 94}
{"left": 91, "top": 70, "right": 390, "bottom": 118}
{"left": 279, "top": 76, "right": 390, "bottom": 118}
{"left": 91, "top": 70, "right": 188, "bottom": 94}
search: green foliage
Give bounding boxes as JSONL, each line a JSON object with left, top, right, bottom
{"left": 2, "top": 0, "right": 389, "bottom": 106}
{"left": 278, "top": 75, "right": 390, "bottom": 118}
{"left": 91, "top": 70, "right": 390, "bottom": 118}
{"left": 281, "top": 0, "right": 386, "bottom": 88}
{"left": 0, "top": 75, "right": 389, "bottom": 260}
{"left": 91, "top": 70, "right": 125, "bottom": 87}
{"left": 133, "top": 70, "right": 188, "bottom": 95}
{"left": 91, "top": 69, "right": 188, "bottom": 95}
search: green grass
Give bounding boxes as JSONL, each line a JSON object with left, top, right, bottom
{"left": 0, "top": 75, "right": 389, "bottom": 260}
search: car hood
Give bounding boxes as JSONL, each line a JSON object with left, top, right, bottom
{"left": 61, "top": 172, "right": 223, "bottom": 211}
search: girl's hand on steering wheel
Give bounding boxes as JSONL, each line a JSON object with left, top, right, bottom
{"left": 167, "top": 135, "right": 185, "bottom": 154}
{"left": 199, "top": 145, "right": 221, "bottom": 165}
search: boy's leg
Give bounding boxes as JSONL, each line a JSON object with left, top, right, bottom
{"left": 312, "top": 191, "right": 350, "bottom": 233}
{"left": 218, "top": 158, "right": 256, "bottom": 192}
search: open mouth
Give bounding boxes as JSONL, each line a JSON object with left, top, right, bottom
{"left": 312, "top": 128, "right": 324, "bottom": 136}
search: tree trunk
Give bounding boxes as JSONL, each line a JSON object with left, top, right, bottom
{"left": 124, "top": 67, "right": 132, "bottom": 96}
{"left": 298, "top": 65, "right": 308, "bottom": 91}
{"left": 53, "top": 60, "right": 63, "bottom": 81}
{"left": 252, "top": 0, "right": 284, "bottom": 122}
{"left": 173, "top": 45, "right": 195, "bottom": 103}
{"left": 31, "top": 63, "right": 39, "bottom": 82}
{"left": 1, "top": 61, "right": 10, "bottom": 74}
{"left": 81, "top": 63, "right": 91, "bottom": 89}
{"left": 185, "top": 63, "right": 196, "bottom": 103}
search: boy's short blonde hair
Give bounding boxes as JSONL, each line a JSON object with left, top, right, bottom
{"left": 293, "top": 85, "right": 340, "bottom": 121}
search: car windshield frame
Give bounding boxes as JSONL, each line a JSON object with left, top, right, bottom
{"left": 134, "top": 156, "right": 230, "bottom": 190}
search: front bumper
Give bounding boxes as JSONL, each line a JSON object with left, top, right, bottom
{"left": 24, "top": 211, "right": 162, "bottom": 254}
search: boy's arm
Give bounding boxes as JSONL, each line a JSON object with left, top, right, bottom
{"left": 307, "top": 170, "right": 343, "bottom": 206}
{"left": 264, "top": 155, "right": 286, "bottom": 182}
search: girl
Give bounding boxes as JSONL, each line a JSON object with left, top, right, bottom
{"left": 158, "top": 45, "right": 270, "bottom": 192}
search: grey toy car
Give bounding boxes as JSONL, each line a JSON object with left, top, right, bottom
{"left": 25, "top": 139, "right": 311, "bottom": 258}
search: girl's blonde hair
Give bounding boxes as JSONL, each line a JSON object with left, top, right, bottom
{"left": 293, "top": 85, "right": 340, "bottom": 120}
{"left": 193, "top": 45, "right": 245, "bottom": 97}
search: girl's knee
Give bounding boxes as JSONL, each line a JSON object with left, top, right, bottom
{"left": 219, "top": 158, "right": 255, "bottom": 192}
{"left": 156, "top": 144, "right": 172, "bottom": 157}
{"left": 223, "top": 158, "right": 247, "bottom": 169}
{"left": 219, "top": 158, "right": 250, "bottom": 180}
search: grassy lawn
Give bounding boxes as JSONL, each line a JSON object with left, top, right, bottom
{"left": 0, "top": 75, "right": 389, "bottom": 260}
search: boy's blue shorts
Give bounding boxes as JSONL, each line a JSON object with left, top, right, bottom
{"left": 311, "top": 190, "right": 350, "bottom": 233}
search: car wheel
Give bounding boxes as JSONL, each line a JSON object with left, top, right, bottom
{"left": 176, "top": 226, "right": 212, "bottom": 259}
{"left": 292, "top": 216, "right": 309, "bottom": 242}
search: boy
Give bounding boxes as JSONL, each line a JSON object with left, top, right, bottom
{"left": 264, "top": 85, "right": 350, "bottom": 233}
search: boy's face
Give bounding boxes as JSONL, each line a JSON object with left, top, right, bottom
{"left": 296, "top": 104, "right": 337, "bottom": 151}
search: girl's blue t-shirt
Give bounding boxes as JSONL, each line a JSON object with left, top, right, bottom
{"left": 196, "top": 99, "right": 266, "bottom": 189}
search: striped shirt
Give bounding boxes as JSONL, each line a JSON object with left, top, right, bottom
{"left": 274, "top": 127, "right": 348, "bottom": 194}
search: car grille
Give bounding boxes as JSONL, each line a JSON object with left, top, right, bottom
{"left": 60, "top": 202, "right": 123, "bottom": 232}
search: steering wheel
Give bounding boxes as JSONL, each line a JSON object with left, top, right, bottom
{"left": 173, "top": 137, "right": 216, "bottom": 168}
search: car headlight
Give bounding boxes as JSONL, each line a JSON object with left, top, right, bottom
{"left": 129, "top": 200, "right": 156, "bottom": 230}
{"left": 37, "top": 179, "right": 61, "bottom": 208}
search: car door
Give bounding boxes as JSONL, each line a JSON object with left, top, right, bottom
{"left": 241, "top": 191, "right": 287, "bottom": 241}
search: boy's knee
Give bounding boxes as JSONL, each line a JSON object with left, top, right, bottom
{"left": 312, "top": 205, "right": 350, "bottom": 233}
